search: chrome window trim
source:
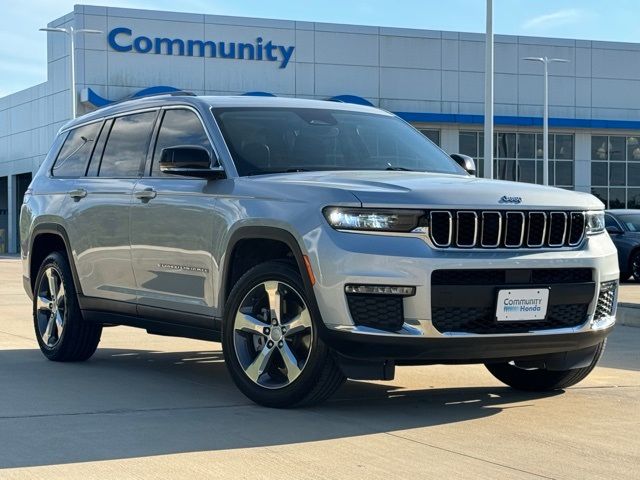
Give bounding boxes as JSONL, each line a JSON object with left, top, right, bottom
{"left": 456, "top": 211, "right": 478, "bottom": 248}
{"left": 480, "top": 211, "right": 502, "bottom": 248}
{"left": 526, "top": 211, "right": 547, "bottom": 247}
{"left": 429, "top": 211, "right": 453, "bottom": 247}
{"left": 504, "top": 211, "right": 525, "bottom": 248}
{"left": 548, "top": 211, "right": 568, "bottom": 247}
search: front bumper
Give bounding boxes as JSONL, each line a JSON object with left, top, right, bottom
{"left": 305, "top": 226, "right": 618, "bottom": 360}
{"left": 322, "top": 317, "right": 614, "bottom": 362}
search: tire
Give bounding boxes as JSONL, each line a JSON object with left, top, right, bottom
{"left": 485, "top": 340, "right": 606, "bottom": 391}
{"left": 33, "top": 251, "right": 102, "bottom": 361}
{"left": 222, "top": 260, "right": 345, "bottom": 408}
{"left": 630, "top": 251, "right": 640, "bottom": 282}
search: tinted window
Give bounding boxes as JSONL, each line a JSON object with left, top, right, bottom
{"left": 604, "top": 214, "right": 619, "bottom": 230}
{"left": 99, "top": 112, "right": 157, "bottom": 177}
{"left": 152, "top": 109, "right": 212, "bottom": 176}
{"left": 213, "top": 107, "right": 464, "bottom": 176}
{"left": 52, "top": 122, "right": 102, "bottom": 177}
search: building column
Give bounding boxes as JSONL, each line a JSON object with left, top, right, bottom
{"left": 574, "top": 132, "right": 591, "bottom": 194}
{"left": 440, "top": 127, "right": 460, "bottom": 154}
{"left": 7, "top": 174, "right": 17, "bottom": 254}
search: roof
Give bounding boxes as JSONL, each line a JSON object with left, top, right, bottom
{"left": 61, "top": 94, "right": 390, "bottom": 132}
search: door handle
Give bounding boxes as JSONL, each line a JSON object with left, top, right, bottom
{"left": 135, "top": 188, "right": 157, "bottom": 200}
{"left": 68, "top": 188, "right": 87, "bottom": 200}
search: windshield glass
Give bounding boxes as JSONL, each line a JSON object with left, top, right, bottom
{"left": 617, "top": 214, "right": 640, "bottom": 232}
{"left": 212, "top": 107, "right": 466, "bottom": 176}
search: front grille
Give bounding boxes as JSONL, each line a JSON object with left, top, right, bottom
{"left": 432, "top": 268, "right": 592, "bottom": 285}
{"left": 594, "top": 281, "right": 617, "bottom": 320}
{"left": 346, "top": 294, "right": 404, "bottom": 331}
{"left": 428, "top": 210, "right": 585, "bottom": 249}
{"left": 432, "top": 303, "right": 588, "bottom": 334}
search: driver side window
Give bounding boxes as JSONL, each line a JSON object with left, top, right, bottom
{"left": 151, "top": 109, "right": 213, "bottom": 176}
{"left": 604, "top": 214, "right": 620, "bottom": 230}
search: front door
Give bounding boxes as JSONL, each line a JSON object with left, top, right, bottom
{"left": 130, "top": 107, "right": 219, "bottom": 326}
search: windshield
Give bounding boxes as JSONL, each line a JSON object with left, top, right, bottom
{"left": 617, "top": 214, "right": 640, "bottom": 232}
{"left": 211, "top": 107, "right": 466, "bottom": 176}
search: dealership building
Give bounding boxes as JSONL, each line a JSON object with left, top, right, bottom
{"left": 2, "top": 4, "right": 640, "bottom": 252}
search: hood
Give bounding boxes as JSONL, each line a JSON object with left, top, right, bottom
{"left": 252, "top": 170, "right": 603, "bottom": 210}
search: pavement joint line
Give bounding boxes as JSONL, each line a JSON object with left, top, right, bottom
{"left": 384, "top": 431, "right": 557, "bottom": 480}
{"left": 0, "top": 403, "right": 254, "bottom": 421}
{"left": 0, "top": 329, "right": 33, "bottom": 341}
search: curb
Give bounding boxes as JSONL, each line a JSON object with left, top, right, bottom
{"left": 616, "top": 303, "right": 640, "bottom": 328}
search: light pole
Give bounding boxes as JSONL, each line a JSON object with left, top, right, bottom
{"left": 39, "top": 26, "right": 103, "bottom": 118}
{"left": 522, "top": 56, "right": 570, "bottom": 186}
{"left": 484, "top": 0, "right": 494, "bottom": 179}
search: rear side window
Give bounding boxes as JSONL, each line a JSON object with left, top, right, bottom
{"left": 151, "top": 109, "right": 212, "bottom": 176}
{"left": 99, "top": 111, "right": 157, "bottom": 177}
{"left": 52, "top": 122, "right": 102, "bottom": 177}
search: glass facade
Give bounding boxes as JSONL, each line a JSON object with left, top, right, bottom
{"left": 418, "top": 128, "right": 440, "bottom": 146}
{"left": 591, "top": 135, "right": 640, "bottom": 208}
{"left": 459, "top": 131, "right": 574, "bottom": 188}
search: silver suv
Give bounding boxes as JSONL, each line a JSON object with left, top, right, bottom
{"left": 20, "top": 94, "right": 618, "bottom": 407}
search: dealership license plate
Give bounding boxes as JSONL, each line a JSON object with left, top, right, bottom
{"left": 496, "top": 288, "right": 549, "bottom": 322}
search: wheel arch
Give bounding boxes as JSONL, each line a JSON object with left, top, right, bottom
{"left": 220, "top": 226, "right": 316, "bottom": 314}
{"left": 28, "top": 223, "right": 82, "bottom": 296}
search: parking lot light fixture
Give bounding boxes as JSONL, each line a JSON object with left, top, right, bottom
{"left": 39, "top": 26, "right": 103, "bottom": 118}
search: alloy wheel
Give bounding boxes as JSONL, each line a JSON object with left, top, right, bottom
{"left": 35, "top": 266, "right": 66, "bottom": 348}
{"left": 233, "top": 280, "right": 313, "bottom": 389}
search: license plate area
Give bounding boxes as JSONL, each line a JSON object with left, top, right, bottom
{"left": 496, "top": 288, "right": 549, "bottom": 322}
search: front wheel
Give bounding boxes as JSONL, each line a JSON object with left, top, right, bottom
{"left": 485, "top": 340, "right": 606, "bottom": 391}
{"left": 222, "top": 261, "right": 345, "bottom": 408}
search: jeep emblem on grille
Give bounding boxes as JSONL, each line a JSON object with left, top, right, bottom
{"left": 499, "top": 195, "right": 522, "bottom": 204}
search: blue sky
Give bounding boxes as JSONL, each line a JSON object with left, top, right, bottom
{"left": 1, "top": 0, "right": 638, "bottom": 97}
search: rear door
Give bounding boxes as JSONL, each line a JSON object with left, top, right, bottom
{"left": 130, "top": 106, "right": 220, "bottom": 325}
{"left": 64, "top": 110, "right": 158, "bottom": 307}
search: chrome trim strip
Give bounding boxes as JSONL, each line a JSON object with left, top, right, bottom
{"left": 526, "top": 211, "right": 547, "bottom": 247}
{"left": 548, "top": 212, "right": 568, "bottom": 247}
{"left": 429, "top": 211, "right": 453, "bottom": 247}
{"left": 456, "top": 211, "right": 478, "bottom": 248}
{"left": 504, "top": 211, "right": 525, "bottom": 248}
{"left": 480, "top": 211, "right": 502, "bottom": 248}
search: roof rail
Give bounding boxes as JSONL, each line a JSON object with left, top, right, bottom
{"left": 101, "top": 88, "right": 197, "bottom": 108}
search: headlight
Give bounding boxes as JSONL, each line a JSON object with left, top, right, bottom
{"left": 585, "top": 211, "right": 605, "bottom": 235}
{"left": 323, "top": 207, "right": 424, "bottom": 232}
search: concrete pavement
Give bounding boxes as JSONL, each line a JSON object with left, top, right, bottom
{"left": 0, "top": 257, "right": 638, "bottom": 479}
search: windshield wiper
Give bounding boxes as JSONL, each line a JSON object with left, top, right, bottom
{"left": 385, "top": 166, "right": 415, "bottom": 171}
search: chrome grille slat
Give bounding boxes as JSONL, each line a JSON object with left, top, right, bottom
{"left": 456, "top": 211, "right": 478, "bottom": 247}
{"left": 480, "top": 211, "right": 502, "bottom": 248}
{"left": 504, "top": 212, "right": 525, "bottom": 248}
{"left": 526, "top": 212, "right": 547, "bottom": 247}
{"left": 427, "top": 210, "right": 585, "bottom": 250}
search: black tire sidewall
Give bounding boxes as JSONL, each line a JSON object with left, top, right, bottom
{"left": 222, "top": 261, "right": 331, "bottom": 407}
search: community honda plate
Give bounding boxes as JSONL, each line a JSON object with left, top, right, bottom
{"left": 496, "top": 288, "right": 550, "bottom": 322}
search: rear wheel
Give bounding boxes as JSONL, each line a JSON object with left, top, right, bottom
{"left": 33, "top": 252, "right": 102, "bottom": 361}
{"left": 485, "top": 340, "right": 606, "bottom": 391}
{"left": 222, "top": 261, "right": 345, "bottom": 408}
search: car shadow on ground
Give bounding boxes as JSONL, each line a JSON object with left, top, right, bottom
{"left": 0, "top": 347, "right": 561, "bottom": 469}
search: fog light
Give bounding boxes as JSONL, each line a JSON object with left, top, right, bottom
{"left": 344, "top": 284, "right": 416, "bottom": 296}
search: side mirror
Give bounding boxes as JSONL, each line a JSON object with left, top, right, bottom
{"left": 450, "top": 153, "right": 476, "bottom": 176}
{"left": 159, "top": 146, "right": 225, "bottom": 179}
{"left": 606, "top": 225, "right": 623, "bottom": 235}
